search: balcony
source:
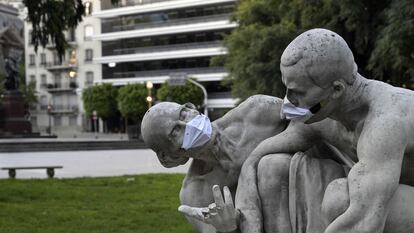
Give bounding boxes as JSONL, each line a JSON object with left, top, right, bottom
{"left": 101, "top": 0, "right": 173, "bottom": 10}
{"left": 103, "top": 13, "right": 232, "bottom": 33}
{"left": 109, "top": 67, "right": 225, "bottom": 79}
{"left": 110, "top": 41, "right": 222, "bottom": 56}
{"left": 98, "top": 0, "right": 236, "bottom": 17}
{"left": 49, "top": 105, "right": 79, "bottom": 114}
{"left": 45, "top": 62, "right": 77, "bottom": 71}
{"left": 46, "top": 82, "right": 78, "bottom": 93}
{"left": 93, "top": 19, "right": 237, "bottom": 41}
{"left": 46, "top": 40, "right": 77, "bottom": 50}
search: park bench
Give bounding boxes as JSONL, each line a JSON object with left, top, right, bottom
{"left": 1, "top": 166, "right": 63, "bottom": 178}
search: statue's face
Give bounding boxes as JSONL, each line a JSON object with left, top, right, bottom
{"left": 281, "top": 64, "right": 329, "bottom": 109}
{"left": 141, "top": 102, "right": 200, "bottom": 167}
{"left": 281, "top": 64, "right": 337, "bottom": 124}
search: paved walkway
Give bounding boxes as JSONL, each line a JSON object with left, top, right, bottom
{"left": 0, "top": 149, "right": 190, "bottom": 179}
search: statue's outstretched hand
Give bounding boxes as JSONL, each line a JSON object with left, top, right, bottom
{"left": 178, "top": 185, "right": 239, "bottom": 232}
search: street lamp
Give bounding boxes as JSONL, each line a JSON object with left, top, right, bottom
{"left": 69, "top": 70, "right": 77, "bottom": 78}
{"left": 146, "top": 81, "right": 153, "bottom": 108}
{"left": 47, "top": 104, "right": 53, "bottom": 135}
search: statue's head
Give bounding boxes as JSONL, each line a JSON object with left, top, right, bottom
{"left": 280, "top": 28, "right": 358, "bottom": 123}
{"left": 141, "top": 102, "right": 201, "bottom": 168}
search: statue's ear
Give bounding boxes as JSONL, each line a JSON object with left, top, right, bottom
{"left": 184, "top": 102, "right": 196, "bottom": 110}
{"left": 332, "top": 80, "right": 345, "bottom": 99}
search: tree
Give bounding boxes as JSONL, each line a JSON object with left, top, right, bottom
{"left": 117, "top": 83, "right": 148, "bottom": 120}
{"left": 18, "top": 62, "right": 37, "bottom": 107}
{"left": 23, "top": 0, "right": 119, "bottom": 60}
{"left": 221, "top": 0, "right": 413, "bottom": 100}
{"left": 156, "top": 80, "right": 204, "bottom": 107}
{"left": 117, "top": 83, "right": 148, "bottom": 139}
{"left": 82, "top": 83, "right": 118, "bottom": 120}
{"left": 368, "top": 0, "right": 414, "bottom": 87}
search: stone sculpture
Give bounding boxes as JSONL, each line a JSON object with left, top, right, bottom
{"left": 4, "top": 56, "right": 19, "bottom": 90}
{"left": 174, "top": 28, "right": 414, "bottom": 233}
{"left": 142, "top": 95, "right": 393, "bottom": 233}
{"left": 231, "top": 28, "right": 414, "bottom": 233}
{"left": 141, "top": 95, "right": 290, "bottom": 232}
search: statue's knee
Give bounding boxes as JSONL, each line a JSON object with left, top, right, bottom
{"left": 322, "top": 178, "right": 350, "bottom": 223}
{"left": 258, "top": 154, "right": 291, "bottom": 192}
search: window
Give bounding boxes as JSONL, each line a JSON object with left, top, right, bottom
{"left": 29, "top": 54, "right": 35, "bottom": 66}
{"left": 40, "top": 95, "right": 48, "bottom": 110}
{"left": 54, "top": 74, "right": 62, "bottom": 88}
{"left": 40, "top": 74, "right": 47, "bottom": 88}
{"left": 85, "top": 72, "right": 94, "bottom": 87}
{"left": 69, "top": 115, "right": 78, "bottom": 126}
{"left": 54, "top": 116, "right": 62, "bottom": 126}
{"left": 68, "top": 28, "right": 76, "bottom": 42}
{"left": 85, "top": 49, "right": 93, "bottom": 62}
{"left": 53, "top": 52, "right": 62, "bottom": 65}
{"left": 84, "top": 25, "right": 94, "bottom": 40}
{"left": 31, "top": 116, "right": 38, "bottom": 127}
{"left": 40, "top": 53, "right": 46, "bottom": 65}
{"left": 28, "top": 30, "right": 33, "bottom": 44}
{"left": 30, "top": 75, "right": 36, "bottom": 84}
{"left": 84, "top": 1, "right": 92, "bottom": 15}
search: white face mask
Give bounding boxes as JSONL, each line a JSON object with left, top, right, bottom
{"left": 181, "top": 114, "right": 212, "bottom": 150}
{"left": 280, "top": 96, "right": 314, "bottom": 122}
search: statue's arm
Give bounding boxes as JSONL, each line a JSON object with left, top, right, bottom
{"left": 234, "top": 121, "right": 318, "bottom": 232}
{"left": 324, "top": 119, "right": 407, "bottom": 233}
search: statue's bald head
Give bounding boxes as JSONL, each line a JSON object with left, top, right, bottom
{"left": 281, "top": 28, "right": 357, "bottom": 88}
{"left": 141, "top": 102, "right": 180, "bottom": 152}
{"left": 141, "top": 102, "right": 195, "bottom": 168}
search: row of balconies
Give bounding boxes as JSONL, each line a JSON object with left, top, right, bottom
{"left": 40, "top": 82, "right": 78, "bottom": 92}
{"left": 105, "top": 13, "right": 231, "bottom": 33}
{"left": 110, "top": 67, "right": 225, "bottom": 79}
{"left": 32, "top": 104, "right": 79, "bottom": 114}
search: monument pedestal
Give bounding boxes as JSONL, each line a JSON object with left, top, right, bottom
{"left": 0, "top": 91, "right": 32, "bottom": 135}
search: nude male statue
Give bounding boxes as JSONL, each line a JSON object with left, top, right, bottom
{"left": 232, "top": 28, "right": 414, "bottom": 233}
{"left": 142, "top": 93, "right": 414, "bottom": 233}
{"left": 141, "top": 95, "right": 290, "bottom": 232}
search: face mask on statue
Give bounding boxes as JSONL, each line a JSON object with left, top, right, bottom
{"left": 280, "top": 96, "right": 322, "bottom": 122}
{"left": 181, "top": 114, "right": 212, "bottom": 150}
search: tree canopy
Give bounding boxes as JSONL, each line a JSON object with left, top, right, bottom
{"left": 117, "top": 83, "right": 148, "bottom": 120}
{"left": 223, "top": 0, "right": 414, "bottom": 100}
{"left": 82, "top": 83, "right": 118, "bottom": 120}
{"left": 23, "top": 0, "right": 120, "bottom": 59}
{"left": 156, "top": 80, "right": 204, "bottom": 107}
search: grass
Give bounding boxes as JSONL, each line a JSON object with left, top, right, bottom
{"left": 0, "top": 174, "right": 196, "bottom": 233}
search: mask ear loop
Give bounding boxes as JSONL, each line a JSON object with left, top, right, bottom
{"left": 309, "top": 103, "right": 321, "bottom": 114}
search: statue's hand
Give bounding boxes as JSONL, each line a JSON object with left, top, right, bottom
{"left": 179, "top": 185, "right": 239, "bottom": 232}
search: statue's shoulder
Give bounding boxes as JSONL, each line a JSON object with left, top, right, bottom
{"left": 240, "top": 95, "right": 282, "bottom": 109}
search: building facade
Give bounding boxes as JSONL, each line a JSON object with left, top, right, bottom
{"left": 92, "top": 0, "right": 238, "bottom": 119}
{"left": 24, "top": 0, "right": 101, "bottom": 134}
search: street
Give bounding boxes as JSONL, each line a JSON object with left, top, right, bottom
{"left": 0, "top": 149, "right": 190, "bottom": 179}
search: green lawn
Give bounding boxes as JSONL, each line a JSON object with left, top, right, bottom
{"left": 0, "top": 174, "right": 196, "bottom": 233}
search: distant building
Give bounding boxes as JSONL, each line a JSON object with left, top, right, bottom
{"left": 0, "top": 0, "right": 26, "bottom": 19}
{"left": 92, "top": 0, "right": 238, "bottom": 119}
{"left": 24, "top": 0, "right": 101, "bottom": 134}
{"left": 0, "top": 2, "right": 23, "bottom": 77}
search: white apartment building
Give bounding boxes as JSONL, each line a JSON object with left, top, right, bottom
{"left": 92, "top": 0, "right": 238, "bottom": 120}
{"left": 24, "top": 0, "right": 102, "bottom": 134}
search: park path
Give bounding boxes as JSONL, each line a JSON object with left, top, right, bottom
{"left": 0, "top": 149, "right": 190, "bottom": 179}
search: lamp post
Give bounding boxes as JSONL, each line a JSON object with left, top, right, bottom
{"left": 187, "top": 79, "right": 208, "bottom": 117}
{"left": 92, "top": 110, "right": 98, "bottom": 138}
{"left": 168, "top": 73, "right": 208, "bottom": 116}
{"left": 47, "top": 104, "right": 52, "bottom": 135}
{"left": 146, "top": 81, "right": 153, "bottom": 108}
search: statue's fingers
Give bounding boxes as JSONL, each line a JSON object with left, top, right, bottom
{"left": 178, "top": 205, "right": 207, "bottom": 221}
{"left": 212, "top": 185, "right": 225, "bottom": 207}
{"left": 223, "top": 186, "right": 234, "bottom": 206}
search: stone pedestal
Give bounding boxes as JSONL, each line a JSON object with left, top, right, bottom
{"left": 0, "top": 91, "right": 32, "bottom": 135}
